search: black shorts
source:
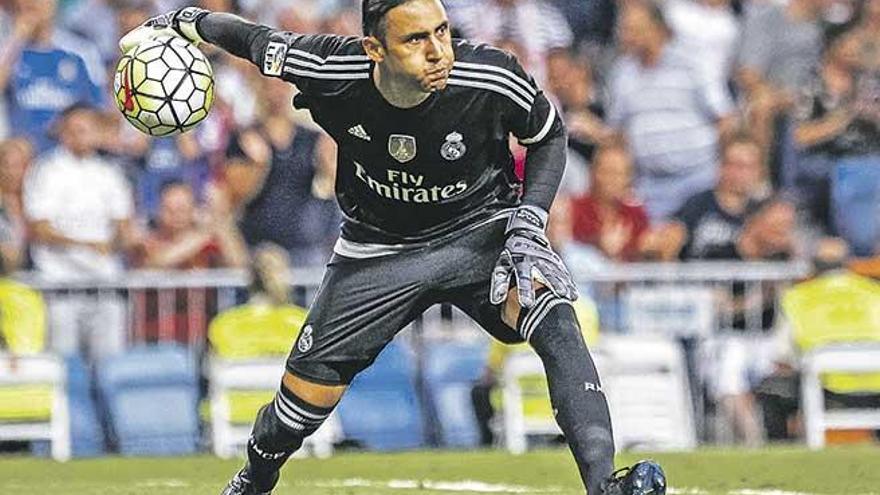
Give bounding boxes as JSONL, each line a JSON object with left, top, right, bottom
{"left": 286, "top": 218, "right": 521, "bottom": 385}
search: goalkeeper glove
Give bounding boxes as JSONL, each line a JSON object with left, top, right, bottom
{"left": 489, "top": 205, "right": 579, "bottom": 309}
{"left": 119, "top": 7, "right": 209, "bottom": 53}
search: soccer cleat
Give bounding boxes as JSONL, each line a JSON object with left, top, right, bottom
{"left": 600, "top": 460, "right": 666, "bottom": 495}
{"left": 220, "top": 468, "right": 275, "bottom": 495}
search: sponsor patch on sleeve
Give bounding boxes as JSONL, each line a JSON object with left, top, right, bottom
{"left": 263, "top": 41, "right": 287, "bottom": 76}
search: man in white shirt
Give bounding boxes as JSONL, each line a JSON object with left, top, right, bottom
{"left": 24, "top": 103, "right": 136, "bottom": 359}
{"left": 665, "top": 0, "right": 740, "bottom": 94}
{"left": 607, "top": 0, "right": 737, "bottom": 221}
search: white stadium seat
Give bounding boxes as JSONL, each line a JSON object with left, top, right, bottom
{"left": 500, "top": 334, "right": 696, "bottom": 453}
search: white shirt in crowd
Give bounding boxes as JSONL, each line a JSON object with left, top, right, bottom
{"left": 23, "top": 148, "right": 133, "bottom": 280}
{"left": 665, "top": 0, "right": 740, "bottom": 92}
{"left": 607, "top": 42, "right": 734, "bottom": 220}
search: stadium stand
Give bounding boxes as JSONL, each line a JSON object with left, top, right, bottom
{"left": 831, "top": 157, "right": 880, "bottom": 257}
{"left": 95, "top": 344, "right": 199, "bottom": 456}
{"left": 207, "top": 300, "right": 339, "bottom": 459}
{"left": 336, "top": 340, "right": 426, "bottom": 450}
{"left": 0, "top": 279, "right": 70, "bottom": 461}
{"left": 784, "top": 271, "right": 880, "bottom": 448}
{"left": 500, "top": 334, "right": 697, "bottom": 454}
{"left": 422, "top": 341, "right": 487, "bottom": 448}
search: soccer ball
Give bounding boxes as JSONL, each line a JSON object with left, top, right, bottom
{"left": 114, "top": 36, "right": 214, "bottom": 136}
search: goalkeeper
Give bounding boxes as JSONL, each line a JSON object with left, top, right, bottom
{"left": 122, "top": 2, "right": 666, "bottom": 494}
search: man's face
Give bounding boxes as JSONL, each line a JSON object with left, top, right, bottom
{"left": 14, "top": 0, "right": 56, "bottom": 32}
{"left": 158, "top": 185, "right": 196, "bottom": 234}
{"left": 719, "top": 142, "right": 762, "bottom": 194}
{"left": 830, "top": 35, "right": 861, "bottom": 70}
{"left": 58, "top": 110, "right": 99, "bottom": 157}
{"left": 617, "top": 5, "right": 657, "bottom": 55}
{"left": 373, "top": 0, "right": 454, "bottom": 93}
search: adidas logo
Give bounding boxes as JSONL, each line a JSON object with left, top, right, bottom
{"left": 347, "top": 124, "right": 371, "bottom": 141}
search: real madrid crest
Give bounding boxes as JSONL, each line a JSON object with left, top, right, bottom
{"left": 388, "top": 134, "right": 417, "bottom": 163}
{"left": 440, "top": 132, "right": 466, "bottom": 161}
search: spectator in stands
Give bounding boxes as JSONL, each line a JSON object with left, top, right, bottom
{"left": 737, "top": 0, "right": 827, "bottom": 91}
{"left": 321, "top": 7, "right": 362, "bottom": 37}
{"left": 843, "top": 0, "right": 880, "bottom": 71}
{"left": 735, "top": 0, "right": 826, "bottom": 170}
{"left": 567, "top": 141, "right": 650, "bottom": 263}
{"left": 644, "top": 134, "right": 794, "bottom": 261}
{"left": 546, "top": 49, "right": 612, "bottom": 167}
{"left": 137, "top": 180, "right": 248, "bottom": 270}
{"left": 445, "top": 0, "right": 574, "bottom": 83}
{"left": 645, "top": 134, "right": 797, "bottom": 446}
{"left": 23, "top": 103, "right": 136, "bottom": 360}
{"left": 549, "top": 0, "right": 616, "bottom": 49}
{"left": 132, "top": 180, "right": 247, "bottom": 344}
{"left": 791, "top": 33, "right": 880, "bottom": 254}
{"left": 737, "top": 199, "right": 798, "bottom": 261}
{"left": 758, "top": 237, "right": 880, "bottom": 441}
{"left": 62, "top": 0, "right": 155, "bottom": 67}
{"left": 0, "top": 137, "right": 32, "bottom": 273}
{"left": 222, "top": 77, "right": 340, "bottom": 266}
{"left": 608, "top": 0, "right": 737, "bottom": 221}
{"left": 207, "top": 243, "right": 308, "bottom": 363}
{"left": 128, "top": 132, "right": 211, "bottom": 220}
{"left": 0, "top": 0, "right": 104, "bottom": 153}
{"left": 665, "top": 0, "right": 740, "bottom": 91}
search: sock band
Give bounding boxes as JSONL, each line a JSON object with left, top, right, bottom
{"left": 520, "top": 291, "right": 571, "bottom": 342}
{"left": 273, "top": 385, "right": 332, "bottom": 432}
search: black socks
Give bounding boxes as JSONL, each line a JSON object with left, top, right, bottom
{"left": 527, "top": 300, "right": 615, "bottom": 495}
{"left": 244, "top": 386, "right": 333, "bottom": 491}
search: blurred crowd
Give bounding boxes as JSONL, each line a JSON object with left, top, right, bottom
{"left": 0, "top": 0, "right": 875, "bottom": 451}
{"left": 0, "top": 0, "right": 878, "bottom": 281}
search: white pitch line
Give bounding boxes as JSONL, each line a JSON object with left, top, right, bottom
{"left": 133, "top": 479, "right": 191, "bottom": 488}
{"left": 307, "top": 478, "right": 563, "bottom": 493}
{"left": 732, "top": 491, "right": 814, "bottom": 495}
{"left": 299, "top": 480, "right": 874, "bottom": 495}
{"left": 131, "top": 478, "right": 875, "bottom": 495}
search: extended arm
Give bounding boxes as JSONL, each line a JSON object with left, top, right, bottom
{"left": 120, "top": 8, "right": 274, "bottom": 71}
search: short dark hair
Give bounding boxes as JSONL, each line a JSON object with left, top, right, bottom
{"left": 362, "top": 0, "right": 417, "bottom": 40}
{"left": 159, "top": 178, "right": 191, "bottom": 197}
{"left": 50, "top": 101, "right": 97, "bottom": 137}
{"left": 57, "top": 101, "right": 97, "bottom": 123}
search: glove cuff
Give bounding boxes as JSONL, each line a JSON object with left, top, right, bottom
{"left": 175, "top": 7, "right": 210, "bottom": 44}
{"left": 506, "top": 205, "right": 548, "bottom": 235}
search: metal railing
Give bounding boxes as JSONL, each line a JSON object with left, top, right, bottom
{"left": 12, "top": 261, "right": 811, "bottom": 346}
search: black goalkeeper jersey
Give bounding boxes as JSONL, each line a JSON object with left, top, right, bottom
{"left": 249, "top": 32, "right": 563, "bottom": 249}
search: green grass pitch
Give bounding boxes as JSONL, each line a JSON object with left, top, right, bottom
{"left": 0, "top": 446, "right": 877, "bottom": 494}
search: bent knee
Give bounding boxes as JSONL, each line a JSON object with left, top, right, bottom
{"left": 500, "top": 282, "right": 549, "bottom": 329}
{"left": 282, "top": 371, "right": 346, "bottom": 408}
